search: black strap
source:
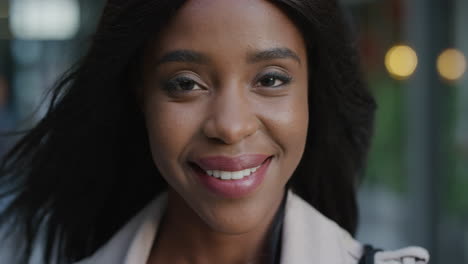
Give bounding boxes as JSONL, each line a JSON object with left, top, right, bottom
{"left": 267, "top": 192, "right": 381, "bottom": 264}
{"left": 358, "top": 244, "right": 382, "bottom": 264}
{"left": 267, "top": 190, "right": 288, "bottom": 264}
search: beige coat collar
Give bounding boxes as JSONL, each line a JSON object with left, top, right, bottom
{"left": 75, "top": 191, "right": 428, "bottom": 264}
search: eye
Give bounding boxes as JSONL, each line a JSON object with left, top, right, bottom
{"left": 255, "top": 72, "right": 292, "bottom": 88}
{"left": 164, "top": 76, "right": 204, "bottom": 93}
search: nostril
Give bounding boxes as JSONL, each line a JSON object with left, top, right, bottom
{"left": 201, "top": 104, "right": 259, "bottom": 144}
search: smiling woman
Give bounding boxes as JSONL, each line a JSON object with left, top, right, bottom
{"left": 141, "top": 2, "right": 308, "bottom": 247}
{"left": 0, "top": 1, "right": 428, "bottom": 264}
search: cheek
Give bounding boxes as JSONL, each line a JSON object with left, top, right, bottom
{"left": 282, "top": 99, "right": 308, "bottom": 170}
{"left": 260, "top": 91, "right": 309, "bottom": 179}
{"left": 143, "top": 98, "right": 201, "bottom": 179}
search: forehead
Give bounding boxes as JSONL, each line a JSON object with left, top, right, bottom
{"left": 152, "top": 0, "right": 306, "bottom": 62}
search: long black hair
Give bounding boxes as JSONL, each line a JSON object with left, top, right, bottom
{"left": 0, "top": 0, "right": 376, "bottom": 263}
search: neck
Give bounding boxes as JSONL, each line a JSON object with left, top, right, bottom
{"left": 148, "top": 190, "right": 283, "bottom": 264}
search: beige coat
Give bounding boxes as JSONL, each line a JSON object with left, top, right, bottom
{"left": 75, "top": 191, "right": 429, "bottom": 264}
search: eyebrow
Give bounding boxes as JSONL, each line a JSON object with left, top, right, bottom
{"left": 156, "top": 50, "right": 209, "bottom": 65}
{"left": 155, "top": 47, "right": 301, "bottom": 66}
{"left": 247, "top": 48, "right": 301, "bottom": 65}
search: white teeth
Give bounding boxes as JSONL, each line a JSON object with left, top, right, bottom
{"left": 232, "top": 171, "right": 243, "bottom": 180}
{"left": 220, "top": 171, "right": 232, "bottom": 180}
{"left": 205, "top": 165, "right": 262, "bottom": 181}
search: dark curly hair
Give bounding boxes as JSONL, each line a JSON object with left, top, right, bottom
{"left": 0, "top": 0, "right": 376, "bottom": 263}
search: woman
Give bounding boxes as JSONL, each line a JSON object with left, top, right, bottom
{"left": 0, "top": 0, "right": 429, "bottom": 263}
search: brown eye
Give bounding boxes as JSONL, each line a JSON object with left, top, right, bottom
{"left": 260, "top": 76, "right": 277, "bottom": 87}
{"left": 164, "top": 76, "right": 204, "bottom": 93}
{"left": 256, "top": 72, "right": 292, "bottom": 88}
{"left": 178, "top": 79, "right": 197, "bottom": 91}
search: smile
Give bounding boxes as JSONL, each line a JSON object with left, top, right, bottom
{"left": 205, "top": 165, "right": 261, "bottom": 180}
{"left": 189, "top": 154, "right": 272, "bottom": 198}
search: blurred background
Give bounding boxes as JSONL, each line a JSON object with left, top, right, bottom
{"left": 0, "top": 0, "right": 466, "bottom": 263}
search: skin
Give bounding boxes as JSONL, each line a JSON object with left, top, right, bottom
{"left": 141, "top": 0, "right": 309, "bottom": 263}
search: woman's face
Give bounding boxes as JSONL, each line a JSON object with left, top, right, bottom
{"left": 141, "top": 0, "right": 308, "bottom": 233}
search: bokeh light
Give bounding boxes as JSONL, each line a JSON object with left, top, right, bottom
{"left": 385, "top": 45, "right": 418, "bottom": 80}
{"left": 9, "top": 0, "right": 80, "bottom": 40}
{"left": 437, "top": 49, "right": 467, "bottom": 81}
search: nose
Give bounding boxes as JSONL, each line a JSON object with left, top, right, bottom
{"left": 202, "top": 88, "right": 259, "bottom": 145}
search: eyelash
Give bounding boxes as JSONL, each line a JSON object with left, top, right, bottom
{"left": 255, "top": 72, "right": 292, "bottom": 88}
{"left": 162, "top": 71, "right": 292, "bottom": 94}
{"left": 163, "top": 76, "right": 204, "bottom": 94}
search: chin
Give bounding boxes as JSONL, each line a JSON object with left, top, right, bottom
{"left": 201, "top": 207, "right": 269, "bottom": 235}
{"left": 193, "top": 191, "right": 281, "bottom": 235}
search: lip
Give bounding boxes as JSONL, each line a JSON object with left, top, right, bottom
{"left": 193, "top": 154, "right": 270, "bottom": 171}
{"left": 189, "top": 155, "right": 272, "bottom": 199}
